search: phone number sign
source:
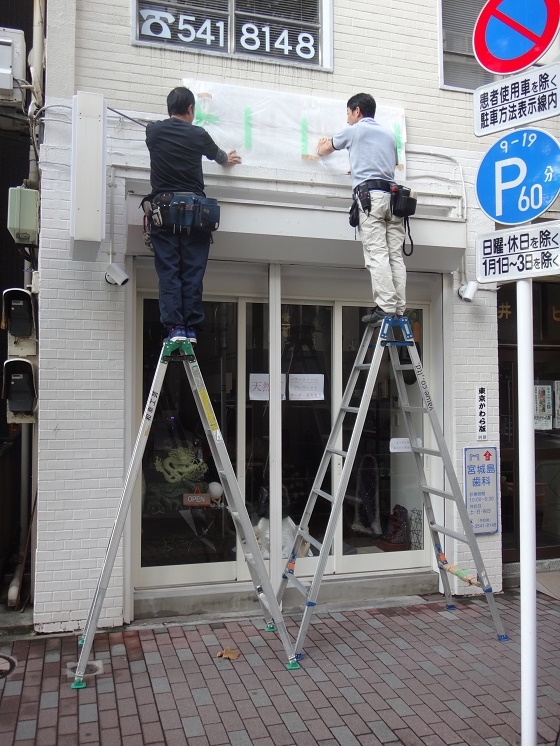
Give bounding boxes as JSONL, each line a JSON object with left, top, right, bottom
{"left": 464, "top": 447, "right": 498, "bottom": 535}
{"left": 136, "top": 1, "right": 320, "bottom": 65}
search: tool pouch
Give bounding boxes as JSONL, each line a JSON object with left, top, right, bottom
{"left": 168, "top": 193, "right": 197, "bottom": 233}
{"left": 349, "top": 199, "right": 360, "bottom": 227}
{"left": 193, "top": 197, "right": 220, "bottom": 232}
{"left": 354, "top": 182, "right": 372, "bottom": 216}
{"left": 390, "top": 185, "right": 417, "bottom": 218}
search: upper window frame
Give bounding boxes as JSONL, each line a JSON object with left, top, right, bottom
{"left": 132, "top": 0, "right": 333, "bottom": 71}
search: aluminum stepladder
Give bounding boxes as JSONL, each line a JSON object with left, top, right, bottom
{"left": 276, "top": 314, "right": 508, "bottom": 663}
{"left": 71, "top": 339, "right": 299, "bottom": 688}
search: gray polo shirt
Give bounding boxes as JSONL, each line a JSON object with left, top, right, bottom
{"left": 332, "top": 117, "right": 398, "bottom": 190}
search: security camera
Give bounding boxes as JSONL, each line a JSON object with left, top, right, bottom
{"left": 458, "top": 281, "right": 478, "bottom": 303}
{"left": 105, "top": 263, "right": 129, "bottom": 286}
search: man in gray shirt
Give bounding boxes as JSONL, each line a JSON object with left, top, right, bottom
{"left": 317, "top": 93, "right": 405, "bottom": 326}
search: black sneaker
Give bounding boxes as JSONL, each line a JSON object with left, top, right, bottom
{"left": 361, "top": 307, "right": 391, "bottom": 327}
{"left": 185, "top": 328, "right": 197, "bottom": 344}
{"left": 166, "top": 326, "right": 187, "bottom": 342}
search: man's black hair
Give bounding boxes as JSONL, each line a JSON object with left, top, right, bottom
{"left": 347, "top": 93, "right": 376, "bottom": 118}
{"left": 167, "top": 87, "right": 196, "bottom": 117}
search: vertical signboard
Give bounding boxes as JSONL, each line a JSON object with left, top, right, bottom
{"left": 463, "top": 446, "right": 499, "bottom": 534}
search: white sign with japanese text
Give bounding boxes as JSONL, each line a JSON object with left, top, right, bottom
{"left": 464, "top": 447, "right": 499, "bottom": 535}
{"left": 476, "top": 385, "right": 488, "bottom": 441}
{"left": 474, "top": 63, "right": 560, "bottom": 137}
{"left": 476, "top": 221, "right": 560, "bottom": 283}
{"left": 534, "top": 384, "right": 553, "bottom": 430}
{"left": 249, "top": 373, "right": 286, "bottom": 400}
{"left": 288, "top": 374, "right": 324, "bottom": 401}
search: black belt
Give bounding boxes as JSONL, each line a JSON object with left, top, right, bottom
{"left": 354, "top": 179, "right": 392, "bottom": 195}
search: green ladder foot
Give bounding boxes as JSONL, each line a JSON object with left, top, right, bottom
{"left": 286, "top": 660, "right": 301, "bottom": 670}
{"left": 78, "top": 637, "right": 85, "bottom": 647}
{"left": 71, "top": 678, "right": 87, "bottom": 689}
{"left": 265, "top": 623, "right": 277, "bottom": 632}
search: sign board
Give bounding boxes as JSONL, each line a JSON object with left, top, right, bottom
{"left": 463, "top": 447, "right": 499, "bottom": 535}
{"left": 473, "top": 0, "right": 560, "bottom": 75}
{"left": 474, "top": 63, "right": 560, "bottom": 136}
{"left": 475, "top": 127, "right": 560, "bottom": 225}
{"left": 476, "top": 386, "right": 489, "bottom": 441}
{"left": 476, "top": 220, "right": 560, "bottom": 283}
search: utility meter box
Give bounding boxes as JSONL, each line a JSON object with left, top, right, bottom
{"left": 2, "top": 358, "right": 36, "bottom": 424}
{"left": 1, "top": 288, "right": 37, "bottom": 356}
{"left": 0, "top": 28, "right": 25, "bottom": 104}
{"left": 7, "top": 186, "right": 39, "bottom": 245}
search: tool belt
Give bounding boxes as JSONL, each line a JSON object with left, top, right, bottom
{"left": 141, "top": 192, "right": 220, "bottom": 234}
{"left": 350, "top": 179, "right": 394, "bottom": 226}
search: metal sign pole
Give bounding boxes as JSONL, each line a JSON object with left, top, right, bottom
{"left": 517, "top": 278, "right": 537, "bottom": 746}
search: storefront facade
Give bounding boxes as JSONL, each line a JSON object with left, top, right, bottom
{"left": 32, "top": 0, "right": 549, "bottom": 632}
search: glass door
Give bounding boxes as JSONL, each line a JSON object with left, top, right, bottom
{"left": 339, "top": 306, "right": 431, "bottom": 573}
{"left": 137, "top": 298, "right": 238, "bottom": 586}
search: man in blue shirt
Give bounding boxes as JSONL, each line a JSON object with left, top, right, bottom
{"left": 146, "top": 87, "right": 241, "bottom": 343}
{"left": 317, "top": 93, "right": 405, "bottom": 326}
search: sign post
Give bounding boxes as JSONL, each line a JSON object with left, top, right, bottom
{"left": 473, "top": 4, "right": 560, "bottom": 742}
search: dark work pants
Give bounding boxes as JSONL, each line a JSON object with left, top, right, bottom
{"left": 151, "top": 225, "right": 211, "bottom": 330}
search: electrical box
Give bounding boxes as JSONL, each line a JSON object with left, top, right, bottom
{"left": 70, "top": 91, "right": 107, "bottom": 261}
{"left": 0, "top": 28, "right": 25, "bottom": 104}
{"left": 2, "top": 358, "right": 36, "bottom": 423}
{"left": 7, "top": 186, "right": 39, "bottom": 245}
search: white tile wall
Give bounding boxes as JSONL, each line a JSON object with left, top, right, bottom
{"left": 36, "top": 0, "right": 545, "bottom": 629}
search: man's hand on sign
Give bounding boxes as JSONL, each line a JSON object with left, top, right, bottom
{"left": 317, "top": 137, "right": 334, "bottom": 157}
{"left": 225, "top": 150, "right": 241, "bottom": 166}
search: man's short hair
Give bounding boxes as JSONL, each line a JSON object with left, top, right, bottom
{"left": 347, "top": 93, "right": 376, "bottom": 118}
{"left": 167, "top": 87, "right": 196, "bottom": 116}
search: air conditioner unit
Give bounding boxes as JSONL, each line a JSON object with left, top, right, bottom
{"left": 0, "top": 28, "right": 25, "bottom": 105}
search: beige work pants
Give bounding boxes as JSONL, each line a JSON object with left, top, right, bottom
{"left": 358, "top": 191, "right": 407, "bottom": 315}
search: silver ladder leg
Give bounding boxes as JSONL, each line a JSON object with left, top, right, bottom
{"left": 178, "top": 349, "right": 300, "bottom": 669}
{"left": 277, "top": 316, "right": 395, "bottom": 661}
{"left": 72, "top": 340, "right": 299, "bottom": 689}
{"left": 71, "top": 342, "right": 175, "bottom": 688}
{"left": 387, "top": 317, "right": 508, "bottom": 642}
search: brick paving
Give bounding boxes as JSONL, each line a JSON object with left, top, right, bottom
{"left": 1, "top": 590, "right": 559, "bottom": 745}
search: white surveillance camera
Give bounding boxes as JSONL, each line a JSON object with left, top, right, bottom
{"left": 105, "top": 263, "right": 129, "bottom": 286}
{"left": 458, "top": 281, "right": 478, "bottom": 303}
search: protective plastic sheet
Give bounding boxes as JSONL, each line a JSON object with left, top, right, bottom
{"left": 183, "top": 78, "right": 407, "bottom": 179}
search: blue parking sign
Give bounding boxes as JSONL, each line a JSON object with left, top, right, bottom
{"left": 476, "top": 128, "right": 560, "bottom": 225}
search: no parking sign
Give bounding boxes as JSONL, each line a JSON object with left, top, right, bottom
{"left": 473, "top": 0, "right": 560, "bottom": 74}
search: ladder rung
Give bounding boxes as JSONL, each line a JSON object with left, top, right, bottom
{"left": 355, "top": 364, "right": 370, "bottom": 371}
{"left": 286, "top": 572, "right": 309, "bottom": 597}
{"left": 314, "top": 488, "right": 334, "bottom": 503}
{"left": 328, "top": 447, "right": 347, "bottom": 458}
{"left": 411, "top": 446, "right": 441, "bottom": 457}
{"left": 430, "top": 523, "right": 469, "bottom": 544}
{"left": 393, "top": 363, "right": 415, "bottom": 371}
{"left": 298, "top": 529, "right": 322, "bottom": 552}
{"left": 402, "top": 405, "right": 428, "bottom": 413}
{"left": 420, "top": 484, "right": 458, "bottom": 501}
{"left": 341, "top": 406, "right": 360, "bottom": 414}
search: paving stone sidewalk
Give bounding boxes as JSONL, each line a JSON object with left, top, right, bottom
{"left": 1, "top": 590, "right": 560, "bottom": 746}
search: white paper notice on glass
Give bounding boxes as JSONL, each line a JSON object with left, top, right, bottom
{"left": 288, "top": 374, "right": 324, "bottom": 401}
{"left": 249, "top": 373, "right": 286, "bottom": 400}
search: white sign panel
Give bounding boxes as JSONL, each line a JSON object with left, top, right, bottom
{"left": 249, "top": 373, "right": 286, "bottom": 400}
{"left": 464, "top": 447, "right": 499, "bottom": 535}
{"left": 476, "top": 385, "right": 488, "bottom": 441}
{"left": 476, "top": 221, "right": 560, "bottom": 283}
{"left": 534, "top": 384, "right": 553, "bottom": 430}
{"left": 474, "top": 63, "right": 560, "bottom": 137}
{"left": 288, "top": 374, "right": 324, "bottom": 401}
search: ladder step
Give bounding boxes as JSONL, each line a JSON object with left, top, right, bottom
{"left": 286, "top": 572, "right": 309, "bottom": 598}
{"left": 298, "top": 528, "right": 323, "bottom": 552}
{"left": 355, "top": 364, "right": 370, "bottom": 371}
{"left": 402, "top": 405, "right": 428, "bottom": 413}
{"left": 393, "top": 363, "right": 415, "bottom": 371}
{"left": 420, "top": 484, "right": 458, "bottom": 501}
{"left": 411, "top": 445, "right": 441, "bottom": 457}
{"left": 341, "top": 406, "right": 360, "bottom": 414}
{"left": 430, "top": 523, "right": 469, "bottom": 544}
{"left": 328, "top": 447, "right": 347, "bottom": 458}
{"left": 314, "top": 488, "right": 334, "bottom": 503}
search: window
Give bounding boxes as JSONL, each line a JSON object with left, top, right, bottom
{"left": 135, "top": 0, "right": 331, "bottom": 68}
{"left": 441, "top": 0, "right": 497, "bottom": 90}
